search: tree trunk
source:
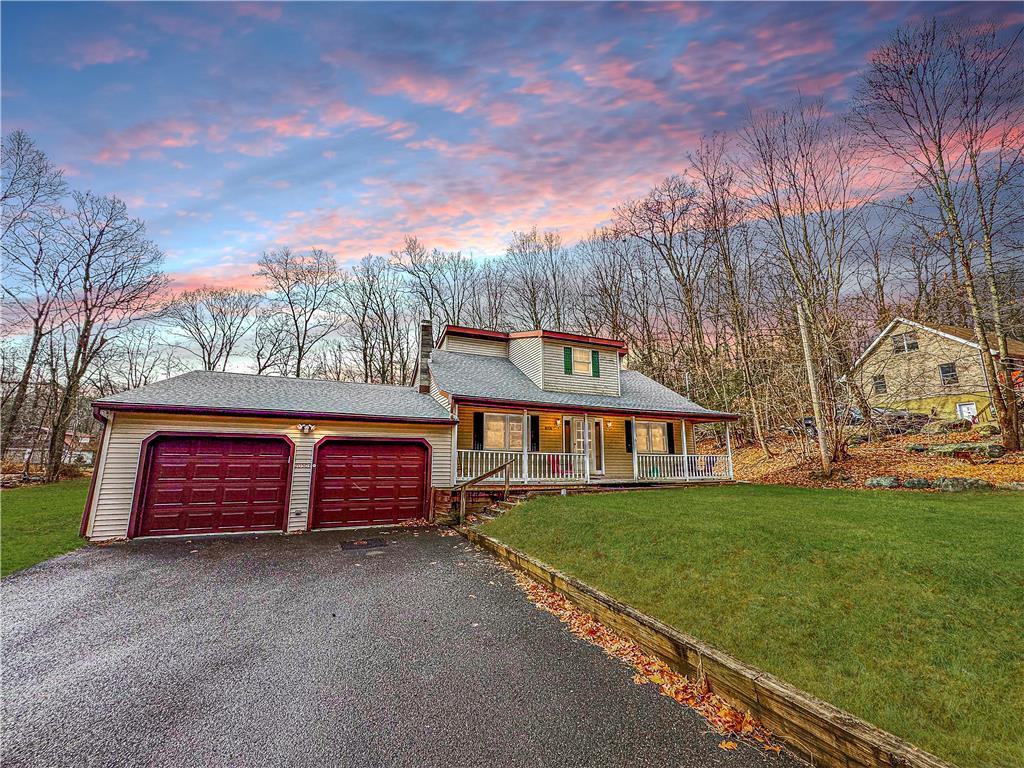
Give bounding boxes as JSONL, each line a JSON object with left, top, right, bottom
{"left": 2, "top": 324, "right": 44, "bottom": 441}
{"left": 796, "top": 301, "right": 831, "bottom": 474}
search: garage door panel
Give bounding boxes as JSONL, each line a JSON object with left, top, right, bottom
{"left": 311, "top": 440, "right": 427, "bottom": 529}
{"left": 138, "top": 435, "right": 290, "bottom": 537}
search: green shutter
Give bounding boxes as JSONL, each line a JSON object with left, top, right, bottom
{"left": 591, "top": 350, "right": 600, "bottom": 377}
{"left": 563, "top": 346, "right": 572, "bottom": 374}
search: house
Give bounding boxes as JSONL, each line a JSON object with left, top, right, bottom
{"left": 2, "top": 429, "right": 97, "bottom": 466}
{"left": 80, "top": 321, "right": 737, "bottom": 541}
{"left": 849, "top": 317, "right": 1024, "bottom": 422}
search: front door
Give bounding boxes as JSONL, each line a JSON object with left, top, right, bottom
{"left": 589, "top": 418, "right": 604, "bottom": 474}
{"left": 566, "top": 416, "right": 604, "bottom": 475}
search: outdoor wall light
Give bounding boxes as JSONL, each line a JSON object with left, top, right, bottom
{"left": 297, "top": 424, "right": 317, "bottom": 434}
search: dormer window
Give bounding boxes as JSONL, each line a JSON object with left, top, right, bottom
{"left": 564, "top": 346, "right": 600, "bottom": 377}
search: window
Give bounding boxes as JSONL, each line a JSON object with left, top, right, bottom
{"left": 872, "top": 375, "right": 887, "bottom": 394}
{"left": 572, "top": 347, "right": 592, "bottom": 375}
{"left": 891, "top": 331, "right": 919, "bottom": 354}
{"left": 483, "top": 413, "right": 523, "bottom": 450}
{"left": 939, "top": 362, "right": 959, "bottom": 386}
{"left": 635, "top": 421, "right": 669, "bottom": 453}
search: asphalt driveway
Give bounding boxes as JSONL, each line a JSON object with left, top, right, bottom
{"left": 2, "top": 528, "right": 800, "bottom": 767}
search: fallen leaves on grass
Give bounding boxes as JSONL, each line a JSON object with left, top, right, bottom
{"left": 728, "top": 434, "right": 1024, "bottom": 489}
{"left": 511, "top": 571, "right": 781, "bottom": 752}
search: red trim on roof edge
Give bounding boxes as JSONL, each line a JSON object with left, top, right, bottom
{"left": 92, "top": 402, "right": 455, "bottom": 424}
{"left": 451, "top": 395, "right": 738, "bottom": 421}
{"left": 507, "top": 329, "right": 628, "bottom": 350}
{"left": 439, "top": 325, "right": 510, "bottom": 343}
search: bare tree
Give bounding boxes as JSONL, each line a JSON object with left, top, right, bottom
{"left": 393, "top": 236, "right": 477, "bottom": 329}
{"left": 44, "top": 192, "right": 167, "bottom": 480}
{"left": 251, "top": 310, "right": 294, "bottom": 375}
{"left": 1, "top": 131, "right": 69, "bottom": 440}
{"left": 165, "top": 287, "right": 261, "bottom": 371}
{"left": 742, "top": 99, "right": 869, "bottom": 470}
{"left": 92, "top": 325, "right": 181, "bottom": 395}
{"left": 853, "top": 18, "right": 1024, "bottom": 449}
{"left": 339, "top": 255, "right": 414, "bottom": 384}
{"left": 614, "top": 176, "right": 711, "bottom": 392}
{"left": 691, "top": 135, "right": 772, "bottom": 456}
{"left": 504, "top": 228, "right": 566, "bottom": 329}
{"left": 255, "top": 247, "right": 341, "bottom": 377}
{"left": 2, "top": 130, "right": 65, "bottom": 241}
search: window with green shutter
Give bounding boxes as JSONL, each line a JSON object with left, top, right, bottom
{"left": 563, "top": 346, "right": 573, "bottom": 374}
{"left": 591, "top": 350, "right": 600, "bottom": 377}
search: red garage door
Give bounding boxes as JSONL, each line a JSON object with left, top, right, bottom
{"left": 311, "top": 440, "right": 428, "bottom": 528}
{"left": 137, "top": 435, "right": 291, "bottom": 537}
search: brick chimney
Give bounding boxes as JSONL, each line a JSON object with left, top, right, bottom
{"left": 417, "top": 319, "right": 433, "bottom": 394}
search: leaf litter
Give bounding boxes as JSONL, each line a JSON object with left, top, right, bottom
{"left": 509, "top": 570, "right": 783, "bottom": 755}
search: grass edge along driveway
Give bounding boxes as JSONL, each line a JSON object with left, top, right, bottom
{"left": 2, "top": 478, "right": 90, "bottom": 578}
{"left": 480, "top": 484, "right": 1024, "bottom": 768}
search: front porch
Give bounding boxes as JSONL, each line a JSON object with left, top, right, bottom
{"left": 454, "top": 408, "right": 734, "bottom": 485}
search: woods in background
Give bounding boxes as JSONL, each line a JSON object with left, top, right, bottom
{"left": 3, "top": 17, "right": 1022, "bottom": 478}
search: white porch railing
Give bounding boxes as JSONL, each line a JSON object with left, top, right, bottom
{"left": 636, "top": 453, "right": 732, "bottom": 481}
{"left": 457, "top": 450, "right": 588, "bottom": 484}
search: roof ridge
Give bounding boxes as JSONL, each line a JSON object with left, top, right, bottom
{"left": 178, "top": 368, "right": 423, "bottom": 392}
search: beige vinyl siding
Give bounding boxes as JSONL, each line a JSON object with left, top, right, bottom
{"left": 442, "top": 335, "right": 509, "bottom": 357}
{"left": 87, "top": 412, "right": 454, "bottom": 541}
{"left": 602, "top": 416, "right": 632, "bottom": 480}
{"left": 541, "top": 341, "right": 620, "bottom": 396}
{"left": 508, "top": 336, "right": 544, "bottom": 387}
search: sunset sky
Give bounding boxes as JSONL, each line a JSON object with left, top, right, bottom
{"left": 4, "top": 1, "right": 1020, "bottom": 289}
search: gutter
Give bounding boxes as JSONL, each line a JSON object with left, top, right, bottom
{"left": 450, "top": 394, "right": 739, "bottom": 422}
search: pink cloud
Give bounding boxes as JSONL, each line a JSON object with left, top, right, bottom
{"left": 322, "top": 102, "right": 416, "bottom": 140}
{"left": 68, "top": 38, "right": 147, "bottom": 70}
{"left": 252, "top": 114, "right": 326, "bottom": 138}
{"left": 235, "top": 3, "right": 283, "bottom": 21}
{"left": 567, "top": 56, "right": 670, "bottom": 107}
{"left": 371, "top": 72, "right": 478, "bottom": 114}
{"left": 92, "top": 119, "right": 200, "bottom": 164}
{"left": 752, "top": 22, "right": 835, "bottom": 64}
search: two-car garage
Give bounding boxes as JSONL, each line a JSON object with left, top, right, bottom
{"left": 132, "top": 433, "right": 432, "bottom": 538}
{"left": 82, "top": 370, "right": 454, "bottom": 541}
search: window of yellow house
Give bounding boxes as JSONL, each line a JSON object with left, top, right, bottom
{"left": 635, "top": 421, "right": 668, "bottom": 453}
{"left": 939, "top": 362, "right": 959, "bottom": 386}
{"left": 872, "top": 375, "right": 887, "bottom": 394}
{"left": 891, "top": 331, "right": 919, "bottom": 354}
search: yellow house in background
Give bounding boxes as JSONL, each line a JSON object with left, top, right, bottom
{"left": 850, "top": 318, "right": 1024, "bottom": 423}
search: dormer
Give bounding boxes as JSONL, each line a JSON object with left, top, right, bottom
{"left": 437, "top": 326, "right": 509, "bottom": 357}
{"left": 511, "top": 330, "right": 624, "bottom": 396}
{"left": 437, "top": 325, "right": 626, "bottom": 397}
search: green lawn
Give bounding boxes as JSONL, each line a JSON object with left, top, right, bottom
{"left": 481, "top": 484, "right": 1024, "bottom": 768}
{"left": 1, "top": 478, "right": 91, "bottom": 577}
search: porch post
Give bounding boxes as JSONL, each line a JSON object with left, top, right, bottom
{"left": 451, "top": 403, "right": 459, "bottom": 485}
{"left": 630, "top": 416, "right": 638, "bottom": 481}
{"left": 521, "top": 409, "right": 529, "bottom": 484}
{"left": 583, "top": 416, "right": 591, "bottom": 483}
{"left": 725, "top": 422, "right": 733, "bottom": 480}
{"left": 681, "top": 418, "right": 690, "bottom": 482}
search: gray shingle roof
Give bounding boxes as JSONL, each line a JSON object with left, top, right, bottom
{"left": 95, "top": 370, "right": 453, "bottom": 421}
{"left": 429, "top": 350, "right": 734, "bottom": 419}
